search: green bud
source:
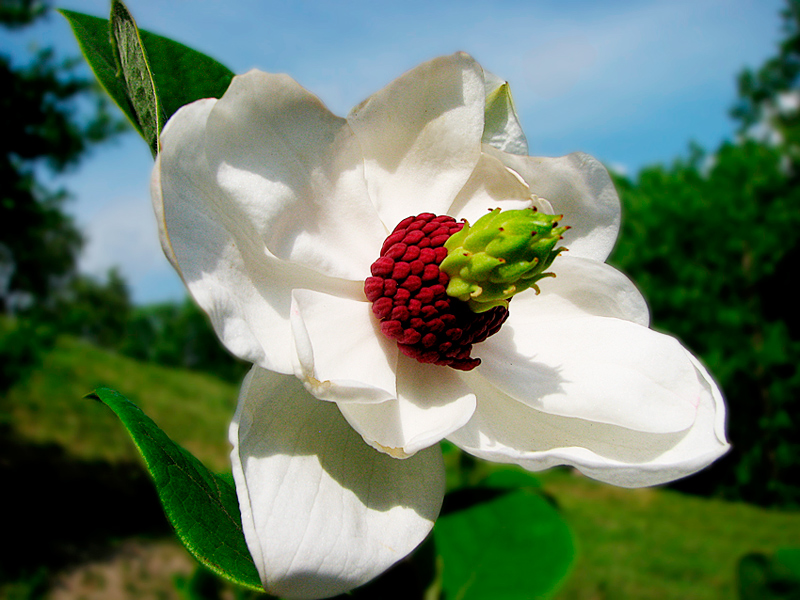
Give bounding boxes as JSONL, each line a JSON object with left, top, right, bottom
{"left": 440, "top": 208, "right": 568, "bottom": 313}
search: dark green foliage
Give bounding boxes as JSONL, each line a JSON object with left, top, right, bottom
{"left": 610, "top": 141, "right": 800, "bottom": 506}
{"left": 89, "top": 388, "right": 263, "bottom": 592}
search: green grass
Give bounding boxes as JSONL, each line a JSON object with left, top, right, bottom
{"left": 3, "top": 336, "right": 799, "bottom": 599}
{"left": 541, "top": 469, "right": 800, "bottom": 599}
{"left": 2, "top": 335, "right": 238, "bottom": 472}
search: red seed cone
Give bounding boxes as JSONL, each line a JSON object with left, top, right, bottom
{"left": 365, "top": 213, "right": 509, "bottom": 371}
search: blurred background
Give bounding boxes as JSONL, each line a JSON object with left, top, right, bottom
{"left": 2, "top": 0, "right": 799, "bottom": 598}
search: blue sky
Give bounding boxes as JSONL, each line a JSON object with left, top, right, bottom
{"left": 3, "top": 0, "right": 785, "bottom": 303}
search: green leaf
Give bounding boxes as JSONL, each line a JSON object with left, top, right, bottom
{"left": 434, "top": 477, "right": 574, "bottom": 600}
{"left": 89, "top": 387, "right": 263, "bottom": 592}
{"left": 60, "top": 8, "right": 140, "bottom": 137}
{"left": 134, "top": 23, "right": 234, "bottom": 126}
{"left": 60, "top": 6, "right": 234, "bottom": 150}
{"left": 109, "top": 0, "right": 160, "bottom": 155}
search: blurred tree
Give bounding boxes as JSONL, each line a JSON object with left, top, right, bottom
{"left": 121, "top": 299, "right": 248, "bottom": 383}
{"left": 0, "top": 0, "right": 45, "bottom": 25}
{"left": 611, "top": 142, "right": 800, "bottom": 506}
{"left": 55, "top": 268, "right": 132, "bottom": 348}
{"left": 732, "top": 0, "right": 800, "bottom": 163}
{"left": 0, "top": 0, "right": 123, "bottom": 314}
{"left": 0, "top": 0, "right": 126, "bottom": 392}
{"left": 610, "top": 0, "right": 800, "bottom": 506}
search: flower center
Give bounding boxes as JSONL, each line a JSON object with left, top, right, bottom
{"left": 440, "top": 207, "right": 568, "bottom": 312}
{"left": 365, "top": 213, "right": 507, "bottom": 370}
{"left": 365, "top": 210, "right": 567, "bottom": 371}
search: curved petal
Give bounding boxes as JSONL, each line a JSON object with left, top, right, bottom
{"left": 347, "top": 53, "right": 485, "bottom": 229}
{"left": 449, "top": 356, "right": 729, "bottom": 488}
{"left": 231, "top": 367, "right": 445, "bottom": 599}
{"left": 150, "top": 152, "right": 180, "bottom": 274}
{"left": 156, "top": 99, "right": 362, "bottom": 374}
{"left": 338, "top": 356, "right": 476, "bottom": 458}
{"left": 290, "top": 289, "right": 398, "bottom": 404}
{"left": 476, "top": 316, "right": 700, "bottom": 433}
{"left": 447, "top": 151, "right": 537, "bottom": 225}
{"left": 486, "top": 147, "right": 620, "bottom": 262}
{"left": 205, "top": 70, "right": 386, "bottom": 280}
{"left": 482, "top": 70, "right": 528, "bottom": 156}
{"left": 513, "top": 255, "right": 650, "bottom": 327}
{"left": 685, "top": 350, "right": 730, "bottom": 460}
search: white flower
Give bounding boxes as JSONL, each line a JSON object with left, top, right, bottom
{"left": 152, "top": 53, "right": 729, "bottom": 600}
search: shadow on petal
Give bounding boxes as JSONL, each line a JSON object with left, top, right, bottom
{"left": 474, "top": 324, "right": 569, "bottom": 400}
{"left": 238, "top": 369, "right": 443, "bottom": 516}
{"left": 232, "top": 368, "right": 445, "bottom": 599}
{"left": 457, "top": 369, "right": 690, "bottom": 466}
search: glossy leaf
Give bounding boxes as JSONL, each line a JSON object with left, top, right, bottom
{"left": 89, "top": 387, "right": 263, "bottom": 592}
{"left": 60, "top": 8, "right": 139, "bottom": 136}
{"left": 434, "top": 471, "right": 574, "bottom": 600}
{"left": 110, "top": 0, "right": 160, "bottom": 154}
{"left": 60, "top": 5, "right": 233, "bottom": 149}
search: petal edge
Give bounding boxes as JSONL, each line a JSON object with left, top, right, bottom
{"left": 230, "top": 367, "right": 445, "bottom": 599}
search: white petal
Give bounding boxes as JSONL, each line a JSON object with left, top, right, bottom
{"left": 150, "top": 152, "right": 180, "bottom": 273}
{"left": 486, "top": 148, "right": 620, "bottom": 262}
{"left": 447, "top": 151, "right": 536, "bottom": 225}
{"left": 449, "top": 357, "right": 729, "bottom": 488}
{"left": 290, "top": 289, "right": 398, "bottom": 404}
{"left": 482, "top": 70, "right": 528, "bottom": 155}
{"left": 514, "top": 255, "right": 650, "bottom": 327}
{"left": 338, "top": 356, "right": 476, "bottom": 457}
{"left": 231, "top": 367, "right": 445, "bottom": 599}
{"left": 156, "top": 99, "right": 362, "bottom": 374}
{"left": 347, "top": 53, "right": 485, "bottom": 229}
{"left": 476, "top": 316, "right": 699, "bottom": 433}
{"left": 205, "top": 70, "right": 386, "bottom": 281}
{"left": 684, "top": 351, "right": 730, "bottom": 463}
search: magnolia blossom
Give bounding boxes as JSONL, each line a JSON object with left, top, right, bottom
{"left": 152, "top": 53, "right": 729, "bottom": 599}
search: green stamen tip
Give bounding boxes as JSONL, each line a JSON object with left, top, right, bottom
{"left": 440, "top": 208, "right": 568, "bottom": 313}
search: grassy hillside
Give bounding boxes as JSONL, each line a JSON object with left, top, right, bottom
{"left": 542, "top": 469, "right": 800, "bottom": 599}
{"left": 2, "top": 336, "right": 799, "bottom": 599}
{"left": 3, "top": 335, "right": 238, "bottom": 472}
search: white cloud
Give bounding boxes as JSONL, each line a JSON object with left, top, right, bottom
{"left": 78, "top": 195, "right": 185, "bottom": 304}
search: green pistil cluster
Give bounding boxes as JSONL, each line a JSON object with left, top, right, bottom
{"left": 439, "top": 208, "right": 568, "bottom": 313}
